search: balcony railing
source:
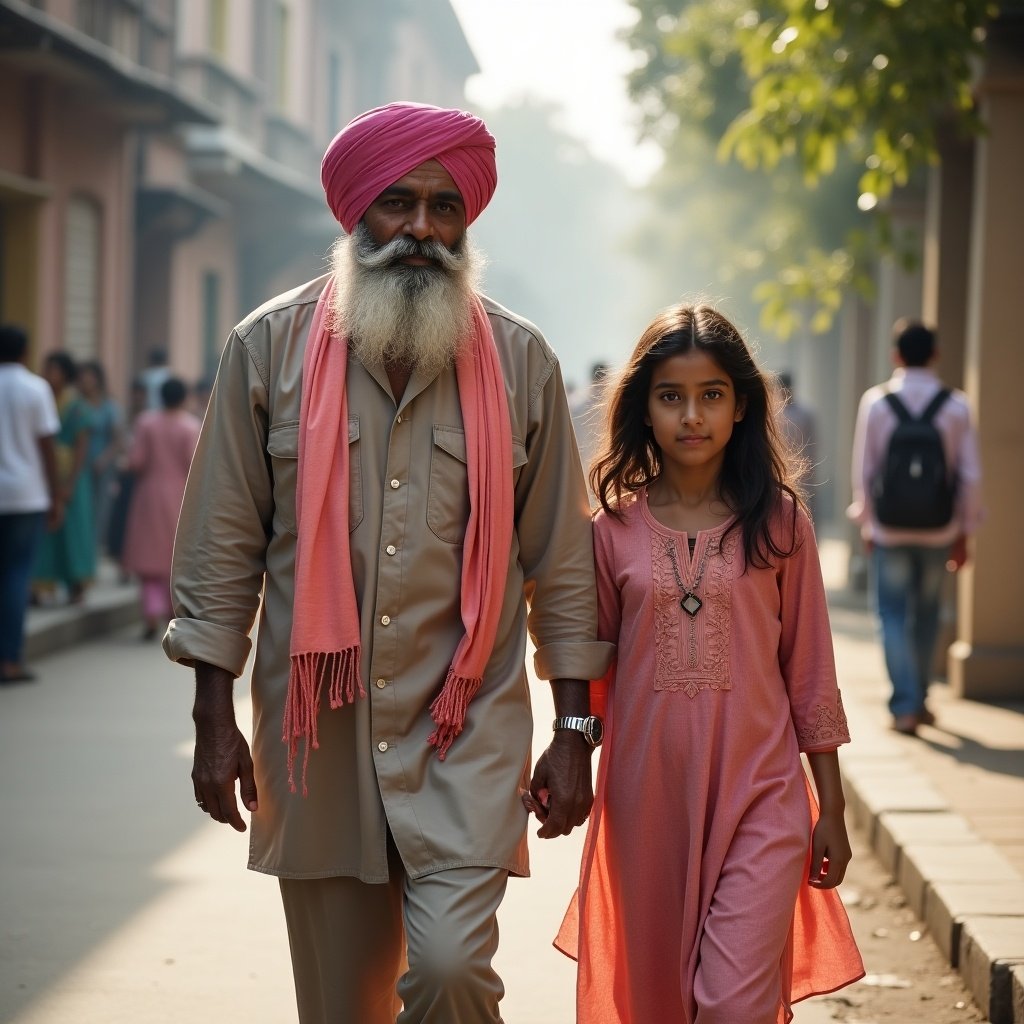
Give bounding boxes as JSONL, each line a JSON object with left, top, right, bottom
{"left": 177, "top": 55, "right": 262, "bottom": 141}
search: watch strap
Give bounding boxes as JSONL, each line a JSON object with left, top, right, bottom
{"left": 553, "top": 715, "right": 590, "bottom": 732}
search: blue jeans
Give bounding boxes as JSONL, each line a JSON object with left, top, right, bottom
{"left": 870, "top": 543, "right": 950, "bottom": 718}
{"left": 0, "top": 511, "right": 46, "bottom": 665}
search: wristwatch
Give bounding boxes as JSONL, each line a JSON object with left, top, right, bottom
{"left": 552, "top": 715, "right": 604, "bottom": 748}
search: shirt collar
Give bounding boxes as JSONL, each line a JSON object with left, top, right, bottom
{"left": 891, "top": 366, "right": 939, "bottom": 384}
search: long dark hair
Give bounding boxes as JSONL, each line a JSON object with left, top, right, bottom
{"left": 590, "top": 304, "right": 807, "bottom": 569}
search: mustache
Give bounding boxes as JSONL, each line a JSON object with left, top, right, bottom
{"left": 352, "top": 229, "right": 465, "bottom": 274}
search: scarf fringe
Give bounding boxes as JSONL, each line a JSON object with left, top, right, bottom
{"left": 284, "top": 647, "right": 364, "bottom": 795}
{"left": 427, "top": 668, "right": 483, "bottom": 760}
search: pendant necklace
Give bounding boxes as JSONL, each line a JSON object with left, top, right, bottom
{"left": 666, "top": 539, "right": 711, "bottom": 618}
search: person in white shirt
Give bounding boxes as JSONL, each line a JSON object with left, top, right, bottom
{"left": 848, "top": 319, "right": 983, "bottom": 735}
{"left": 0, "top": 325, "right": 62, "bottom": 683}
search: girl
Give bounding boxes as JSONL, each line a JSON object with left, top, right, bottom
{"left": 121, "top": 377, "right": 201, "bottom": 639}
{"left": 546, "top": 305, "right": 863, "bottom": 1023}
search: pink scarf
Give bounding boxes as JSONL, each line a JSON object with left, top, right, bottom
{"left": 283, "top": 278, "right": 514, "bottom": 792}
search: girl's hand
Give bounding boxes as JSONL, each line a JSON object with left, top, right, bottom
{"left": 809, "top": 810, "right": 852, "bottom": 889}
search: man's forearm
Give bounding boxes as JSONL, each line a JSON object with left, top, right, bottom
{"left": 193, "top": 660, "right": 238, "bottom": 725}
{"left": 549, "top": 678, "right": 590, "bottom": 719}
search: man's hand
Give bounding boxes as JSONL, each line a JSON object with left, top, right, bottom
{"left": 193, "top": 717, "right": 258, "bottom": 832}
{"left": 527, "top": 731, "right": 593, "bottom": 839}
{"left": 947, "top": 534, "right": 969, "bottom": 572}
{"left": 192, "top": 661, "right": 258, "bottom": 832}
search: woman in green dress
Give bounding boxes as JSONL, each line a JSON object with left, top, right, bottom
{"left": 34, "top": 351, "right": 95, "bottom": 603}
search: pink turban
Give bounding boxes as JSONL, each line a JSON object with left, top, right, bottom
{"left": 321, "top": 102, "right": 497, "bottom": 234}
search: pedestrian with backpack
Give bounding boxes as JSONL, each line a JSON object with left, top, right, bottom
{"left": 848, "top": 319, "right": 983, "bottom": 735}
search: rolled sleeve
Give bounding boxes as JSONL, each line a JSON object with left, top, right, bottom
{"left": 162, "top": 618, "right": 253, "bottom": 676}
{"left": 533, "top": 640, "right": 616, "bottom": 682}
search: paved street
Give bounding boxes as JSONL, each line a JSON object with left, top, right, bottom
{"left": 0, "top": 626, "right": 592, "bottom": 1023}
{"left": 0, "top": 610, "right": 995, "bottom": 1023}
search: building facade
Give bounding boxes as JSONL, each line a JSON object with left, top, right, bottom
{"left": 0, "top": 0, "right": 477, "bottom": 388}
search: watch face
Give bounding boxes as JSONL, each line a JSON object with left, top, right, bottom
{"left": 586, "top": 716, "right": 604, "bottom": 747}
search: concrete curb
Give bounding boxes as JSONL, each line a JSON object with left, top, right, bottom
{"left": 840, "top": 698, "right": 1024, "bottom": 1023}
{"left": 24, "top": 579, "right": 140, "bottom": 661}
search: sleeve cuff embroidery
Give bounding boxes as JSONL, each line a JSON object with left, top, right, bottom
{"left": 796, "top": 691, "right": 851, "bottom": 750}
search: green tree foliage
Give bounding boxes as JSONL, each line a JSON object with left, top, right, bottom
{"left": 625, "top": 0, "right": 997, "bottom": 337}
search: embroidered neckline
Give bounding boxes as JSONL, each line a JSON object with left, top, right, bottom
{"left": 638, "top": 487, "right": 737, "bottom": 547}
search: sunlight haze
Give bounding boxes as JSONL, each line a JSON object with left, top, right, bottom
{"left": 448, "top": 0, "right": 663, "bottom": 185}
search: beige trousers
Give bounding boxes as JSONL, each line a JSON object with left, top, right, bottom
{"left": 279, "top": 839, "right": 508, "bottom": 1024}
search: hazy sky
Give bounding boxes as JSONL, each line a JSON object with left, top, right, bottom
{"left": 447, "top": 0, "right": 663, "bottom": 185}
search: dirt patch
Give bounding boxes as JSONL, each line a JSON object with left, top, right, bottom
{"left": 816, "top": 829, "right": 988, "bottom": 1022}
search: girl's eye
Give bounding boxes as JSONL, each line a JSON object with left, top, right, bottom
{"left": 704, "top": 390, "right": 723, "bottom": 400}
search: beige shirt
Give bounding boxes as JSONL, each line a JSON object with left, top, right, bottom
{"left": 164, "top": 275, "right": 614, "bottom": 880}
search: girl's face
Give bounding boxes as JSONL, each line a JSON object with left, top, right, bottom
{"left": 645, "top": 349, "right": 745, "bottom": 477}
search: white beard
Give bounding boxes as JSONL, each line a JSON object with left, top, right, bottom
{"left": 329, "top": 222, "right": 484, "bottom": 378}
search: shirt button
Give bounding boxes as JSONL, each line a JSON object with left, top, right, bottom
{"left": 375, "top": 678, "right": 387, "bottom": 689}
{"left": 377, "top": 741, "right": 389, "bottom": 752}
{"left": 380, "top": 614, "right": 391, "bottom": 626}
{"left": 386, "top": 544, "right": 397, "bottom": 555}
{"left": 390, "top": 478, "right": 400, "bottom": 489}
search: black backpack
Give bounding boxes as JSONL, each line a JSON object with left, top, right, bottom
{"left": 871, "top": 389, "right": 956, "bottom": 529}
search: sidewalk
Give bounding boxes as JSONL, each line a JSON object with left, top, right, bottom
{"left": 22, "top": 541, "right": 1024, "bottom": 1023}
{"left": 818, "top": 538, "right": 1024, "bottom": 1024}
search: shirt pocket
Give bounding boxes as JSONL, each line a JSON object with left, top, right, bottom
{"left": 427, "top": 424, "right": 469, "bottom": 544}
{"left": 267, "top": 417, "right": 362, "bottom": 536}
{"left": 267, "top": 421, "right": 300, "bottom": 536}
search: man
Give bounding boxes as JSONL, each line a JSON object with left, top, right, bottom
{"left": 0, "top": 325, "right": 62, "bottom": 684}
{"left": 163, "top": 102, "right": 613, "bottom": 1023}
{"left": 138, "top": 346, "right": 171, "bottom": 410}
{"left": 848, "top": 319, "right": 982, "bottom": 735}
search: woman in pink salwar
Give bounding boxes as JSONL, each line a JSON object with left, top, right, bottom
{"left": 539, "top": 305, "right": 864, "bottom": 1023}
{"left": 121, "top": 377, "right": 201, "bottom": 640}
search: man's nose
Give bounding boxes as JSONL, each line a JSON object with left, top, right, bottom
{"left": 405, "top": 202, "right": 433, "bottom": 240}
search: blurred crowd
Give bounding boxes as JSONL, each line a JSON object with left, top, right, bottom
{"left": 0, "top": 328, "right": 206, "bottom": 683}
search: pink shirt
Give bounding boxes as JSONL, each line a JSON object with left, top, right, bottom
{"left": 847, "top": 367, "right": 983, "bottom": 547}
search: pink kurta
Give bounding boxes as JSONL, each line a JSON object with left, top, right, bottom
{"left": 122, "top": 409, "right": 201, "bottom": 579}
{"left": 557, "top": 492, "right": 863, "bottom": 1023}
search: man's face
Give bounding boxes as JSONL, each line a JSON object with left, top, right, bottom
{"left": 362, "top": 159, "right": 467, "bottom": 254}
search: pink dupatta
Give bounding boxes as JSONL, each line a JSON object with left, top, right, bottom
{"left": 282, "top": 278, "right": 514, "bottom": 792}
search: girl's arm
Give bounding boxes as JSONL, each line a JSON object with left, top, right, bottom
{"left": 806, "top": 749, "right": 852, "bottom": 889}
